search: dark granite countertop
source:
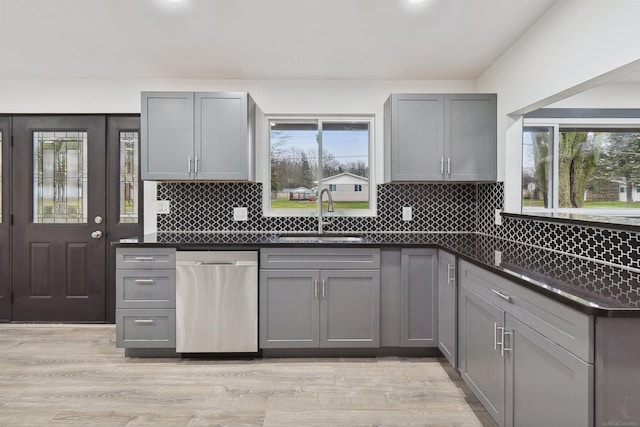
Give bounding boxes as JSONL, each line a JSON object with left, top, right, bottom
{"left": 113, "top": 232, "right": 640, "bottom": 317}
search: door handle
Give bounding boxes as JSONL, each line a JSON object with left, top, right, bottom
{"left": 91, "top": 230, "right": 103, "bottom": 239}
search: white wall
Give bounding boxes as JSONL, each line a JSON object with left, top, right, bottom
{"left": 548, "top": 82, "right": 640, "bottom": 109}
{"left": 477, "top": 0, "right": 640, "bottom": 212}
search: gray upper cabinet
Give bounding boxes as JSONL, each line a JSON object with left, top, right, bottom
{"left": 437, "top": 250, "right": 457, "bottom": 367}
{"left": 384, "top": 93, "right": 496, "bottom": 182}
{"left": 141, "top": 91, "right": 259, "bottom": 181}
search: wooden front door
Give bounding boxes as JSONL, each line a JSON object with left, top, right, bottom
{"left": 12, "top": 116, "right": 108, "bottom": 321}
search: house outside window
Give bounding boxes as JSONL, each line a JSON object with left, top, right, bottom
{"left": 522, "top": 114, "right": 640, "bottom": 216}
{"left": 266, "top": 116, "right": 374, "bottom": 216}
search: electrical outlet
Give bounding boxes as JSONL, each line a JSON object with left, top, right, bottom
{"left": 402, "top": 206, "right": 412, "bottom": 221}
{"left": 233, "top": 207, "right": 248, "bottom": 221}
{"left": 495, "top": 250, "right": 502, "bottom": 266}
{"left": 157, "top": 200, "right": 170, "bottom": 214}
{"left": 494, "top": 209, "right": 502, "bottom": 226}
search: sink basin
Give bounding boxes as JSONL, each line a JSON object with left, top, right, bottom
{"left": 276, "top": 234, "right": 365, "bottom": 243}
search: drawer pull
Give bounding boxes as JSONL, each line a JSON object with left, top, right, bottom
{"left": 134, "top": 256, "right": 155, "bottom": 261}
{"left": 491, "top": 289, "right": 512, "bottom": 302}
{"left": 134, "top": 319, "right": 154, "bottom": 325}
{"left": 134, "top": 279, "right": 155, "bottom": 284}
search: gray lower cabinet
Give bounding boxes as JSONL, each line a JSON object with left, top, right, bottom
{"left": 458, "top": 260, "right": 593, "bottom": 427}
{"left": 437, "top": 250, "right": 457, "bottom": 367}
{"left": 380, "top": 248, "right": 437, "bottom": 348}
{"left": 383, "top": 93, "right": 496, "bottom": 182}
{"left": 459, "top": 287, "right": 505, "bottom": 425}
{"left": 505, "top": 314, "right": 592, "bottom": 427}
{"left": 259, "top": 248, "right": 380, "bottom": 349}
{"left": 115, "top": 247, "right": 177, "bottom": 349}
{"left": 141, "top": 91, "right": 259, "bottom": 181}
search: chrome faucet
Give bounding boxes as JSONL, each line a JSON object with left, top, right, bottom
{"left": 318, "top": 188, "right": 334, "bottom": 234}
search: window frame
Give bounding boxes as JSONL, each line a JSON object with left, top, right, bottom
{"left": 523, "top": 117, "right": 640, "bottom": 217}
{"left": 262, "top": 114, "right": 376, "bottom": 218}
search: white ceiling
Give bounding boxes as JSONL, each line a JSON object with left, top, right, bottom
{"left": 0, "top": 0, "right": 558, "bottom": 80}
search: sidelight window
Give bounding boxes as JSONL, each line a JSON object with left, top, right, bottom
{"left": 119, "top": 131, "right": 139, "bottom": 223}
{"left": 266, "top": 116, "right": 374, "bottom": 216}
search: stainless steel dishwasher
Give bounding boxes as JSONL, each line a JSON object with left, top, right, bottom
{"left": 175, "top": 251, "right": 258, "bottom": 353}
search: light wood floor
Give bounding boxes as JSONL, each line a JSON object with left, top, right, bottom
{"left": 0, "top": 325, "right": 497, "bottom": 427}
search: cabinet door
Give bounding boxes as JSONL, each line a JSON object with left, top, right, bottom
{"left": 437, "top": 251, "right": 457, "bottom": 366}
{"left": 444, "top": 94, "right": 496, "bottom": 181}
{"left": 401, "top": 248, "right": 437, "bottom": 347}
{"left": 505, "top": 314, "right": 593, "bottom": 427}
{"left": 389, "top": 94, "right": 444, "bottom": 181}
{"left": 320, "top": 270, "right": 380, "bottom": 348}
{"left": 195, "top": 92, "right": 251, "bottom": 180}
{"left": 460, "top": 288, "right": 505, "bottom": 426}
{"left": 141, "top": 92, "right": 194, "bottom": 180}
{"left": 259, "top": 270, "right": 319, "bottom": 349}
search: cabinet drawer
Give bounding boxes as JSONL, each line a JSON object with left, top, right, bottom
{"left": 116, "top": 248, "right": 176, "bottom": 269}
{"left": 459, "top": 260, "right": 594, "bottom": 363}
{"left": 261, "top": 248, "right": 380, "bottom": 270}
{"left": 116, "top": 270, "right": 176, "bottom": 309}
{"left": 115, "top": 309, "right": 176, "bottom": 348}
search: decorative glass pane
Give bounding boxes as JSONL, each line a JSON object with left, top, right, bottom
{"left": 33, "top": 131, "right": 88, "bottom": 224}
{"left": 119, "top": 131, "right": 139, "bottom": 223}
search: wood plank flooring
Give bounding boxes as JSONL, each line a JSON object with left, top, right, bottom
{"left": 0, "top": 325, "right": 497, "bottom": 427}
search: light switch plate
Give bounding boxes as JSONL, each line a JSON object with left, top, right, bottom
{"left": 402, "top": 206, "right": 412, "bottom": 221}
{"left": 157, "top": 200, "right": 170, "bottom": 214}
{"left": 494, "top": 209, "right": 502, "bottom": 226}
{"left": 233, "top": 207, "right": 248, "bottom": 221}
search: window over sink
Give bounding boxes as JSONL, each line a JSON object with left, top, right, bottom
{"left": 264, "top": 115, "right": 375, "bottom": 217}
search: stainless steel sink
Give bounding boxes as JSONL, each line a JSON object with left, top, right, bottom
{"left": 276, "top": 234, "right": 364, "bottom": 243}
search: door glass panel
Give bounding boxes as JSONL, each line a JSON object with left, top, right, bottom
{"left": 33, "top": 131, "right": 88, "bottom": 224}
{"left": 119, "top": 131, "right": 139, "bottom": 223}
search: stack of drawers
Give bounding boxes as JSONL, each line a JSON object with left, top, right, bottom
{"left": 115, "top": 248, "right": 177, "bottom": 349}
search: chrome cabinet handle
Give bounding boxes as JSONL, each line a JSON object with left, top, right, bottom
{"left": 447, "top": 264, "right": 455, "bottom": 284}
{"left": 496, "top": 324, "right": 505, "bottom": 355}
{"left": 134, "top": 319, "right": 154, "bottom": 325}
{"left": 134, "top": 256, "right": 154, "bottom": 261}
{"left": 440, "top": 158, "right": 444, "bottom": 174}
{"left": 494, "top": 322, "right": 499, "bottom": 350}
{"left": 491, "top": 289, "right": 512, "bottom": 302}
{"left": 134, "top": 279, "right": 155, "bottom": 284}
{"left": 503, "top": 330, "right": 512, "bottom": 355}
{"left": 314, "top": 279, "right": 318, "bottom": 299}
{"left": 447, "top": 158, "right": 451, "bottom": 174}
{"left": 188, "top": 156, "right": 192, "bottom": 174}
{"left": 195, "top": 156, "right": 199, "bottom": 174}
{"left": 322, "top": 279, "right": 326, "bottom": 299}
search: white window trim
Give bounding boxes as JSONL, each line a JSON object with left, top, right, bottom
{"left": 261, "top": 114, "right": 376, "bottom": 218}
{"left": 522, "top": 117, "right": 640, "bottom": 217}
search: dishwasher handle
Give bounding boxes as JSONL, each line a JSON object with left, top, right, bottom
{"left": 194, "top": 261, "right": 258, "bottom": 266}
